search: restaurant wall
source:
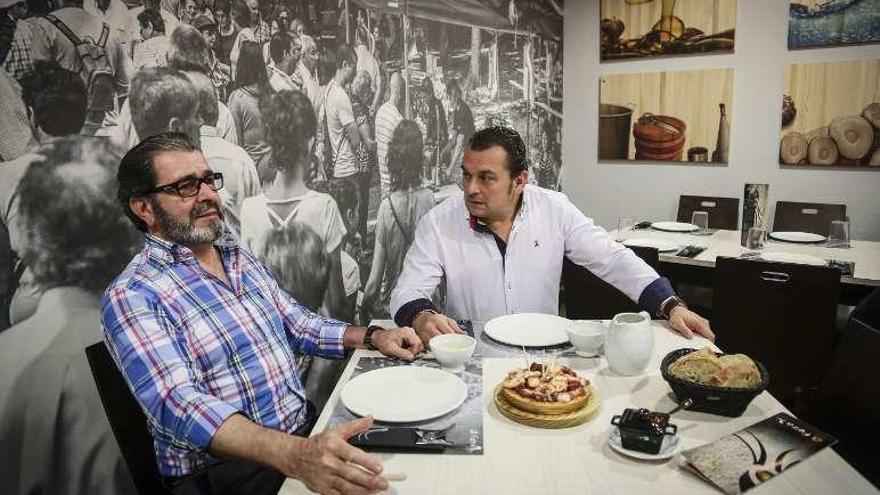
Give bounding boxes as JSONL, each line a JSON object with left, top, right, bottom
{"left": 562, "top": 0, "right": 880, "bottom": 241}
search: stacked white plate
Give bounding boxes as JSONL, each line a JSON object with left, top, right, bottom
{"left": 340, "top": 367, "right": 468, "bottom": 422}
{"left": 483, "top": 313, "right": 570, "bottom": 347}
{"left": 768, "top": 231, "right": 826, "bottom": 243}
{"left": 650, "top": 221, "right": 700, "bottom": 233}
{"left": 622, "top": 238, "right": 680, "bottom": 253}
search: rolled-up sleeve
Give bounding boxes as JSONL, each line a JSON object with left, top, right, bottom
{"left": 561, "top": 199, "right": 672, "bottom": 311}
{"left": 390, "top": 212, "right": 445, "bottom": 320}
{"left": 101, "top": 286, "right": 240, "bottom": 452}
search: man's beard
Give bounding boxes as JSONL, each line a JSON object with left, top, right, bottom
{"left": 152, "top": 199, "right": 225, "bottom": 245}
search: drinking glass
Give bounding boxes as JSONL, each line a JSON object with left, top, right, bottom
{"left": 691, "top": 211, "right": 709, "bottom": 231}
{"left": 828, "top": 220, "right": 850, "bottom": 248}
{"left": 617, "top": 217, "right": 634, "bottom": 240}
{"left": 746, "top": 227, "right": 767, "bottom": 250}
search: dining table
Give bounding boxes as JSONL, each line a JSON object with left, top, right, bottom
{"left": 279, "top": 320, "right": 877, "bottom": 495}
{"left": 614, "top": 227, "right": 880, "bottom": 305}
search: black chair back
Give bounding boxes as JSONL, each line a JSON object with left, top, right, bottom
{"left": 772, "top": 201, "right": 846, "bottom": 236}
{"left": 562, "top": 246, "right": 659, "bottom": 320}
{"left": 676, "top": 195, "right": 739, "bottom": 230}
{"left": 85, "top": 342, "right": 172, "bottom": 495}
{"left": 713, "top": 257, "right": 839, "bottom": 411}
{"left": 805, "top": 317, "right": 880, "bottom": 487}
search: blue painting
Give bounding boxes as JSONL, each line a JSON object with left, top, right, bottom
{"left": 789, "top": 0, "right": 880, "bottom": 49}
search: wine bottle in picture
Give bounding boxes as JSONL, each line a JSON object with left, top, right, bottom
{"left": 712, "top": 103, "right": 729, "bottom": 163}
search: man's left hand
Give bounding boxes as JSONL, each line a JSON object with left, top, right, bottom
{"left": 668, "top": 306, "right": 715, "bottom": 341}
{"left": 372, "top": 327, "right": 424, "bottom": 361}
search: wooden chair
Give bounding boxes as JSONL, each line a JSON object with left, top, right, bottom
{"left": 712, "top": 257, "right": 840, "bottom": 411}
{"left": 85, "top": 343, "right": 175, "bottom": 495}
{"left": 676, "top": 195, "right": 739, "bottom": 230}
{"left": 562, "top": 246, "right": 659, "bottom": 320}
{"left": 772, "top": 201, "right": 846, "bottom": 236}
{"left": 804, "top": 317, "right": 880, "bottom": 487}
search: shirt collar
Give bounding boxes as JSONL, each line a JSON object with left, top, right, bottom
{"left": 200, "top": 126, "right": 220, "bottom": 138}
{"left": 144, "top": 231, "right": 238, "bottom": 263}
{"left": 466, "top": 189, "right": 528, "bottom": 232}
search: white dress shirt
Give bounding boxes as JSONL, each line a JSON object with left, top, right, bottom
{"left": 390, "top": 185, "right": 664, "bottom": 322}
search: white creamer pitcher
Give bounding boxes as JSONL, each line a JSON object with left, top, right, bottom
{"left": 605, "top": 311, "right": 654, "bottom": 376}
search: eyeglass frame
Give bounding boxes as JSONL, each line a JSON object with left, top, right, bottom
{"left": 142, "top": 171, "right": 224, "bottom": 198}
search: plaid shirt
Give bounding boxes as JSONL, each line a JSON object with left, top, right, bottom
{"left": 101, "top": 234, "right": 347, "bottom": 477}
{"left": 4, "top": 18, "right": 36, "bottom": 80}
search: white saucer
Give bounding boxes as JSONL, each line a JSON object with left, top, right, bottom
{"left": 607, "top": 426, "right": 679, "bottom": 461}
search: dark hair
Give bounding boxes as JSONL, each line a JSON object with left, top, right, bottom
{"left": 268, "top": 31, "right": 290, "bottom": 65}
{"left": 261, "top": 90, "right": 315, "bottom": 171}
{"left": 182, "top": 70, "right": 218, "bottom": 127}
{"left": 129, "top": 68, "right": 198, "bottom": 139}
{"left": 336, "top": 42, "right": 356, "bottom": 70}
{"left": 215, "top": 0, "right": 231, "bottom": 15}
{"left": 316, "top": 47, "right": 336, "bottom": 85}
{"left": 354, "top": 25, "right": 368, "bottom": 46}
{"left": 117, "top": 132, "right": 201, "bottom": 232}
{"left": 19, "top": 61, "right": 86, "bottom": 137}
{"left": 468, "top": 125, "right": 528, "bottom": 176}
{"left": 19, "top": 136, "right": 139, "bottom": 293}
{"left": 137, "top": 7, "right": 165, "bottom": 34}
{"left": 446, "top": 78, "right": 461, "bottom": 98}
{"left": 235, "top": 40, "right": 268, "bottom": 89}
{"left": 388, "top": 120, "right": 423, "bottom": 192}
{"left": 168, "top": 24, "right": 210, "bottom": 72}
{"left": 232, "top": 0, "right": 251, "bottom": 28}
{"left": 258, "top": 222, "right": 329, "bottom": 312}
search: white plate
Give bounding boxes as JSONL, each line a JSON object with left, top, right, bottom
{"left": 759, "top": 252, "right": 827, "bottom": 266}
{"left": 651, "top": 221, "right": 700, "bottom": 233}
{"left": 769, "top": 231, "right": 827, "bottom": 243}
{"left": 622, "top": 238, "right": 681, "bottom": 253}
{"left": 483, "top": 313, "right": 570, "bottom": 347}
{"left": 340, "top": 366, "right": 467, "bottom": 423}
{"left": 608, "top": 426, "right": 679, "bottom": 461}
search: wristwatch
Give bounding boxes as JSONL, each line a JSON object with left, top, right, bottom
{"left": 363, "top": 325, "right": 384, "bottom": 350}
{"left": 659, "top": 296, "right": 687, "bottom": 319}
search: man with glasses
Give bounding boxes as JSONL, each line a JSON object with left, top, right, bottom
{"left": 103, "top": 131, "right": 420, "bottom": 495}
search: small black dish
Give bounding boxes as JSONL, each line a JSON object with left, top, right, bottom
{"left": 611, "top": 408, "right": 678, "bottom": 455}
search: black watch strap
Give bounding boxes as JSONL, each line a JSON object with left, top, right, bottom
{"left": 364, "top": 325, "right": 383, "bottom": 350}
{"left": 659, "top": 296, "right": 686, "bottom": 319}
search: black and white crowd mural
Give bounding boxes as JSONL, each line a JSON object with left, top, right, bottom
{"left": 0, "top": 0, "right": 561, "bottom": 491}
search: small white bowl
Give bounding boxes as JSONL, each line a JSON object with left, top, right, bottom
{"left": 429, "top": 334, "right": 476, "bottom": 372}
{"left": 566, "top": 321, "right": 608, "bottom": 357}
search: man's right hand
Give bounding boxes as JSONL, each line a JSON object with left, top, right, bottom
{"left": 412, "top": 311, "right": 464, "bottom": 344}
{"left": 286, "top": 416, "right": 388, "bottom": 495}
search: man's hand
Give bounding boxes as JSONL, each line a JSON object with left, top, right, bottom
{"left": 668, "top": 306, "right": 715, "bottom": 341}
{"left": 372, "top": 327, "right": 424, "bottom": 360}
{"left": 412, "top": 311, "right": 464, "bottom": 344}
{"left": 286, "top": 417, "right": 388, "bottom": 495}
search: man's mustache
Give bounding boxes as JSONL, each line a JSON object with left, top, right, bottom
{"left": 191, "top": 200, "right": 224, "bottom": 221}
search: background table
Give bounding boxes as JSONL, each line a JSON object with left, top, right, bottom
{"left": 280, "top": 321, "right": 876, "bottom": 495}
{"left": 616, "top": 228, "right": 880, "bottom": 305}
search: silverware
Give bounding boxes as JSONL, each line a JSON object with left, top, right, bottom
{"left": 667, "top": 398, "right": 694, "bottom": 416}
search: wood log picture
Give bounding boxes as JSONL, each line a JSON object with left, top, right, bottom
{"left": 781, "top": 59, "right": 880, "bottom": 168}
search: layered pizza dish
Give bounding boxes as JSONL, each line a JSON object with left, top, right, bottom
{"left": 500, "top": 362, "right": 591, "bottom": 415}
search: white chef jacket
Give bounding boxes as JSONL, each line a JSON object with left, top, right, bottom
{"left": 390, "top": 185, "right": 666, "bottom": 322}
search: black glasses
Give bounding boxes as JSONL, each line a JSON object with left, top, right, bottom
{"left": 145, "top": 172, "right": 224, "bottom": 197}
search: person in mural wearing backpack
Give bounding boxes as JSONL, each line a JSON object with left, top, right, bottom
{"left": 361, "top": 120, "right": 435, "bottom": 321}
{"left": 31, "top": 0, "right": 131, "bottom": 135}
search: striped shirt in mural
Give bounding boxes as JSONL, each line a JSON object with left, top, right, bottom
{"left": 100, "top": 234, "right": 347, "bottom": 476}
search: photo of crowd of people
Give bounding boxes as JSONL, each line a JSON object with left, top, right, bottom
{"left": 0, "top": 1, "right": 562, "bottom": 490}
